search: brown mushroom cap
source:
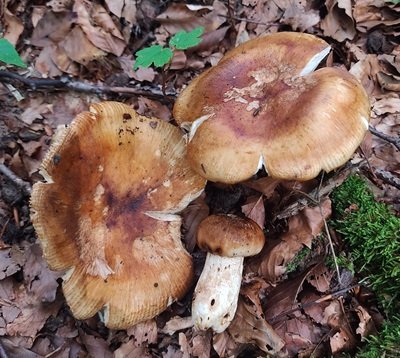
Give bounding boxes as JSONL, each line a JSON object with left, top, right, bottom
{"left": 174, "top": 32, "right": 370, "bottom": 184}
{"left": 31, "top": 102, "right": 206, "bottom": 329}
{"left": 197, "top": 214, "right": 265, "bottom": 257}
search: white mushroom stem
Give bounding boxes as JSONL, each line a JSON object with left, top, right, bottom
{"left": 192, "top": 253, "right": 243, "bottom": 333}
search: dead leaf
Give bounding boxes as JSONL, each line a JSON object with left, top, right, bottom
{"left": 321, "top": 0, "right": 356, "bottom": 41}
{"left": 80, "top": 331, "right": 112, "bottom": 358}
{"left": 257, "top": 200, "right": 331, "bottom": 282}
{"left": 35, "top": 46, "right": 63, "bottom": 77}
{"left": 114, "top": 343, "right": 152, "bottom": 358}
{"left": 60, "top": 26, "right": 106, "bottom": 65}
{"left": 213, "top": 331, "right": 243, "bottom": 357}
{"left": 241, "top": 195, "right": 265, "bottom": 229}
{"left": 74, "top": 0, "right": 126, "bottom": 56}
{"left": 161, "top": 316, "right": 194, "bottom": 335}
{"left": 244, "top": 177, "right": 281, "bottom": 198}
{"left": 0, "top": 247, "right": 25, "bottom": 280}
{"left": 4, "top": 10, "right": 24, "bottom": 45}
{"left": 377, "top": 72, "right": 400, "bottom": 92}
{"left": 306, "top": 263, "right": 334, "bottom": 293}
{"left": 355, "top": 304, "right": 377, "bottom": 339}
{"left": 136, "top": 97, "right": 172, "bottom": 122}
{"left": 279, "top": 0, "right": 320, "bottom": 31}
{"left": 126, "top": 319, "right": 157, "bottom": 346}
{"left": 228, "top": 297, "right": 285, "bottom": 354}
{"left": 191, "top": 331, "right": 212, "bottom": 358}
{"left": 178, "top": 332, "right": 190, "bottom": 358}
{"left": 30, "top": 11, "right": 75, "bottom": 47}
{"left": 157, "top": 1, "right": 227, "bottom": 33}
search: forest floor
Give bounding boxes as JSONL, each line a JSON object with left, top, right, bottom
{"left": 0, "top": 0, "right": 399, "bottom": 357}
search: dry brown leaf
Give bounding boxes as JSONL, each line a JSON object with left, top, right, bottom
{"left": 257, "top": 200, "right": 331, "bottom": 282}
{"left": 136, "top": 96, "right": 172, "bottom": 121}
{"left": 354, "top": 0, "right": 400, "bottom": 33}
{"left": 114, "top": 343, "right": 152, "bottom": 358}
{"left": 126, "top": 319, "right": 158, "bottom": 346}
{"left": 80, "top": 332, "right": 112, "bottom": 358}
{"left": 191, "top": 331, "right": 212, "bottom": 358}
{"left": 322, "top": 300, "right": 357, "bottom": 354}
{"left": 49, "top": 45, "right": 79, "bottom": 76}
{"left": 306, "top": 263, "right": 334, "bottom": 293}
{"left": 243, "top": 177, "right": 281, "bottom": 198}
{"left": 355, "top": 304, "right": 377, "bottom": 339}
{"left": 161, "top": 316, "right": 194, "bottom": 335}
{"left": 241, "top": 195, "right": 265, "bottom": 230}
{"left": 22, "top": 244, "right": 60, "bottom": 303}
{"left": 373, "top": 97, "right": 400, "bottom": 115}
{"left": 321, "top": 0, "right": 356, "bottom": 41}
{"left": 178, "top": 332, "right": 191, "bottom": 358}
{"left": 47, "top": 0, "right": 73, "bottom": 12}
{"left": 278, "top": 0, "right": 320, "bottom": 31}
{"left": 4, "top": 10, "right": 24, "bottom": 45}
{"left": 31, "top": 6, "right": 47, "bottom": 27}
{"left": 35, "top": 46, "right": 63, "bottom": 77}
{"left": 0, "top": 247, "right": 25, "bottom": 280}
{"left": 20, "top": 99, "right": 52, "bottom": 125}
{"left": 157, "top": 1, "right": 227, "bottom": 33}
{"left": 301, "top": 290, "right": 329, "bottom": 324}
{"left": 213, "top": 331, "right": 243, "bottom": 358}
{"left": 74, "top": 0, "right": 126, "bottom": 56}
{"left": 60, "top": 26, "right": 106, "bottom": 65}
{"left": 228, "top": 297, "right": 285, "bottom": 354}
{"left": 377, "top": 72, "right": 400, "bottom": 92}
{"left": 30, "top": 11, "right": 75, "bottom": 47}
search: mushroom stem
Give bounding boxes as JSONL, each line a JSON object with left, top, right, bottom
{"left": 192, "top": 253, "right": 243, "bottom": 333}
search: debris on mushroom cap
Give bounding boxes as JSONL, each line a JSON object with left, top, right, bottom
{"left": 30, "top": 101, "right": 206, "bottom": 329}
{"left": 173, "top": 32, "right": 371, "bottom": 184}
{"left": 197, "top": 214, "right": 265, "bottom": 257}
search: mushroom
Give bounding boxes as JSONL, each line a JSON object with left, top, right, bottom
{"left": 30, "top": 102, "right": 206, "bottom": 329}
{"left": 192, "top": 214, "right": 265, "bottom": 332}
{"left": 174, "top": 32, "right": 370, "bottom": 184}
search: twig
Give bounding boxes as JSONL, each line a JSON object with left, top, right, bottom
{"left": 275, "top": 161, "right": 365, "bottom": 220}
{"left": 369, "top": 125, "right": 400, "bottom": 152}
{"left": 374, "top": 168, "right": 400, "bottom": 190}
{"left": 0, "top": 164, "right": 32, "bottom": 195}
{"left": 270, "top": 284, "right": 360, "bottom": 324}
{"left": 0, "top": 70, "right": 176, "bottom": 102}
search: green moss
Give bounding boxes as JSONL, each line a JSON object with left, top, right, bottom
{"left": 356, "top": 316, "right": 400, "bottom": 358}
{"left": 286, "top": 246, "right": 311, "bottom": 273}
{"left": 332, "top": 175, "right": 400, "bottom": 357}
{"left": 332, "top": 175, "right": 400, "bottom": 312}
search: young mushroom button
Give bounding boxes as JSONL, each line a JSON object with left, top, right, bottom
{"left": 192, "top": 214, "right": 265, "bottom": 333}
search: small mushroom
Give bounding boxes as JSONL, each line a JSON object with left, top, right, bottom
{"left": 30, "top": 102, "right": 206, "bottom": 329}
{"left": 174, "top": 32, "right": 370, "bottom": 184}
{"left": 192, "top": 214, "right": 265, "bottom": 332}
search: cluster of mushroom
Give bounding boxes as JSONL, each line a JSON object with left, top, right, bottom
{"left": 31, "top": 32, "right": 370, "bottom": 332}
{"left": 175, "top": 31, "right": 370, "bottom": 332}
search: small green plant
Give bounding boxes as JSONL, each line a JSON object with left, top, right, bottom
{"left": 0, "top": 38, "right": 27, "bottom": 68}
{"left": 134, "top": 27, "right": 204, "bottom": 70}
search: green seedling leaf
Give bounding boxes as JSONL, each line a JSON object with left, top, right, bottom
{"left": 0, "top": 38, "right": 27, "bottom": 68}
{"left": 169, "top": 27, "right": 204, "bottom": 50}
{"left": 134, "top": 45, "right": 173, "bottom": 70}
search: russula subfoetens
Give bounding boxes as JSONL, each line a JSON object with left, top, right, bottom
{"left": 30, "top": 102, "right": 206, "bottom": 329}
{"left": 174, "top": 32, "right": 370, "bottom": 184}
{"left": 192, "top": 214, "right": 265, "bottom": 332}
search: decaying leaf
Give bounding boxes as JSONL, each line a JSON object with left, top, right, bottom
{"left": 257, "top": 200, "right": 331, "bottom": 282}
{"left": 242, "top": 195, "right": 265, "bottom": 229}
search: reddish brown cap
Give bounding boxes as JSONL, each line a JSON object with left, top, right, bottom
{"left": 174, "top": 32, "right": 370, "bottom": 184}
{"left": 197, "top": 214, "right": 265, "bottom": 257}
{"left": 31, "top": 102, "right": 206, "bottom": 329}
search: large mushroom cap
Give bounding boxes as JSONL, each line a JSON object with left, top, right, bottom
{"left": 174, "top": 32, "right": 370, "bottom": 184}
{"left": 31, "top": 102, "right": 206, "bottom": 329}
{"left": 197, "top": 214, "right": 265, "bottom": 257}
